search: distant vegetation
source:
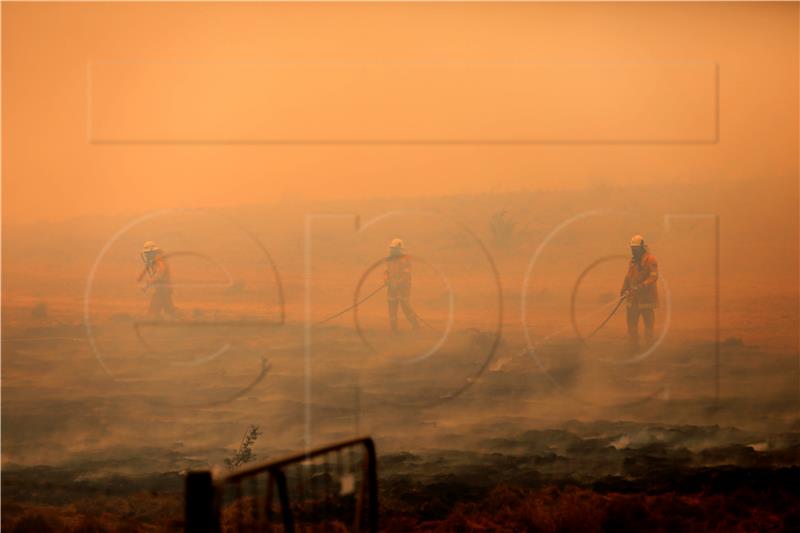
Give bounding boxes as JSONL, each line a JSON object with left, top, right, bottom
{"left": 489, "top": 210, "right": 525, "bottom": 249}
{"left": 31, "top": 302, "right": 48, "bottom": 319}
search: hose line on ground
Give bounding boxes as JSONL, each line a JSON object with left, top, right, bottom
{"left": 313, "top": 283, "right": 387, "bottom": 326}
{"left": 582, "top": 293, "right": 628, "bottom": 341}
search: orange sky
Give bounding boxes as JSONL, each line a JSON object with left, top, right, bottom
{"left": 2, "top": 2, "right": 798, "bottom": 224}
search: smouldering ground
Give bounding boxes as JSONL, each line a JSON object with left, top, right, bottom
{"left": 3, "top": 187, "right": 799, "bottom": 530}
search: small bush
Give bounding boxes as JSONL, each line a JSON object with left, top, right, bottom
{"left": 224, "top": 425, "right": 262, "bottom": 470}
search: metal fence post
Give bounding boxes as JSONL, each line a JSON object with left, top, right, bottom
{"left": 273, "top": 468, "right": 295, "bottom": 533}
{"left": 364, "top": 438, "right": 379, "bottom": 533}
{"left": 186, "top": 470, "right": 217, "bottom": 533}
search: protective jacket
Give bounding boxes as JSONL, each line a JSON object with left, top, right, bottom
{"left": 385, "top": 254, "right": 412, "bottom": 301}
{"left": 622, "top": 251, "right": 659, "bottom": 309}
{"left": 149, "top": 255, "right": 171, "bottom": 288}
{"left": 385, "top": 254, "right": 411, "bottom": 286}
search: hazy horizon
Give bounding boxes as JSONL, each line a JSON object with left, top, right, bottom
{"left": 3, "top": 2, "right": 797, "bottom": 224}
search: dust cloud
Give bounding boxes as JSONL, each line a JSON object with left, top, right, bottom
{"left": 2, "top": 2, "right": 798, "bottom": 531}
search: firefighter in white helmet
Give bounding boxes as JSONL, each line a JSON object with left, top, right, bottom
{"left": 620, "top": 235, "right": 659, "bottom": 346}
{"left": 137, "top": 241, "right": 177, "bottom": 318}
{"left": 384, "top": 238, "right": 419, "bottom": 333}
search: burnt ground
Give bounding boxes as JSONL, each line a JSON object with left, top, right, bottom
{"left": 3, "top": 420, "right": 799, "bottom": 532}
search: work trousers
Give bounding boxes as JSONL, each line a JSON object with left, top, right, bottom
{"left": 387, "top": 283, "right": 419, "bottom": 332}
{"left": 626, "top": 306, "right": 655, "bottom": 343}
{"left": 149, "top": 287, "right": 177, "bottom": 318}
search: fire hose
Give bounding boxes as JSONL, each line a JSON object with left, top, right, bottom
{"left": 571, "top": 290, "right": 635, "bottom": 344}
{"left": 583, "top": 293, "right": 628, "bottom": 341}
{"left": 313, "top": 283, "right": 387, "bottom": 326}
{"left": 314, "top": 282, "right": 435, "bottom": 330}
{"left": 569, "top": 255, "right": 635, "bottom": 343}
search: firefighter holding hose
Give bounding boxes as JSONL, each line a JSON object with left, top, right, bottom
{"left": 137, "top": 241, "right": 178, "bottom": 319}
{"left": 385, "top": 238, "right": 420, "bottom": 334}
{"left": 621, "top": 235, "right": 659, "bottom": 346}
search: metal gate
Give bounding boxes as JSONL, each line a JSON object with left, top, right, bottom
{"left": 186, "top": 437, "right": 378, "bottom": 532}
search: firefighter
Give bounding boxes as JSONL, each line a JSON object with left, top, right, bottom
{"left": 620, "top": 235, "right": 659, "bottom": 346}
{"left": 385, "top": 238, "right": 419, "bottom": 333}
{"left": 137, "top": 241, "right": 177, "bottom": 318}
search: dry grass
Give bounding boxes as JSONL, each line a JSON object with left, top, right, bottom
{"left": 385, "top": 483, "right": 799, "bottom": 533}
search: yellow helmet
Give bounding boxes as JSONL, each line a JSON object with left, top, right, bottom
{"left": 629, "top": 234, "right": 646, "bottom": 248}
{"left": 142, "top": 241, "right": 160, "bottom": 252}
{"left": 389, "top": 238, "right": 404, "bottom": 250}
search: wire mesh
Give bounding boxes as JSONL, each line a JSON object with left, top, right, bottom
{"left": 202, "top": 437, "right": 376, "bottom": 533}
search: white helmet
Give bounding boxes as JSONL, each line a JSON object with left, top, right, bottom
{"left": 142, "top": 240, "right": 159, "bottom": 252}
{"left": 389, "top": 238, "right": 404, "bottom": 250}
{"left": 629, "top": 234, "right": 646, "bottom": 248}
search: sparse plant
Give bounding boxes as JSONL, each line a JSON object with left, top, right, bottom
{"left": 224, "top": 425, "right": 262, "bottom": 470}
{"left": 489, "top": 210, "right": 522, "bottom": 249}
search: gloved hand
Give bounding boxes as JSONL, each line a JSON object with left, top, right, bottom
{"left": 621, "top": 286, "right": 638, "bottom": 297}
